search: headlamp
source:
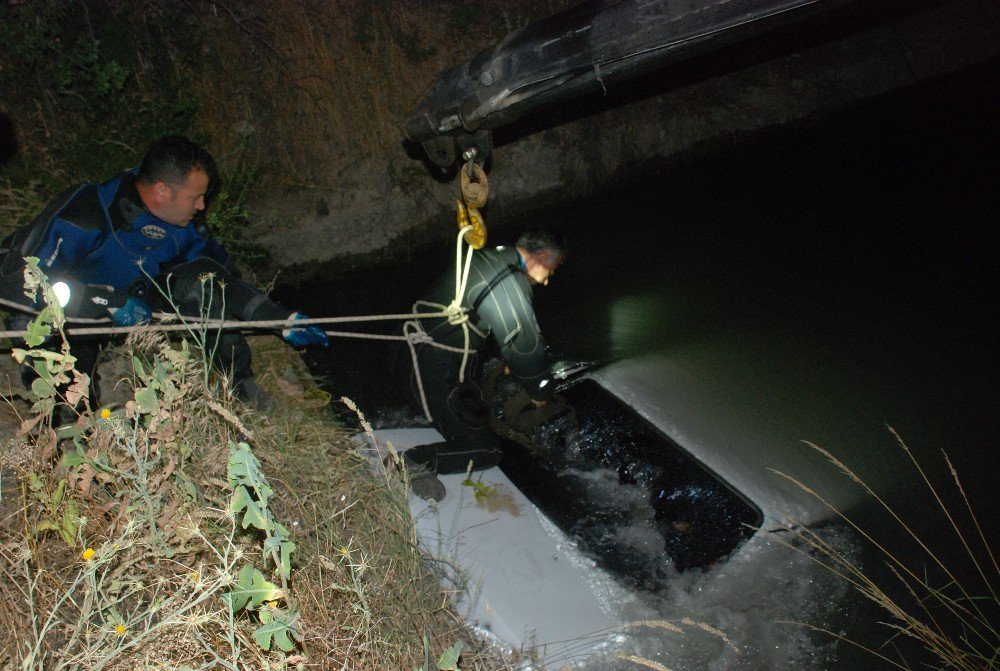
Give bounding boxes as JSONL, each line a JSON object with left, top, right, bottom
{"left": 52, "top": 281, "right": 72, "bottom": 308}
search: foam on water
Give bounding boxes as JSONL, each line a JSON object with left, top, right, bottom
{"left": 571, "top": 525, "right": 861, "bottom": 670}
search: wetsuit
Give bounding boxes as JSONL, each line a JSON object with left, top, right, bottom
{"left": 394, "top": 245, "right": 554, "bottom": 474}
{"left": 0, "top": 171, "right": 291, "bottom": 403}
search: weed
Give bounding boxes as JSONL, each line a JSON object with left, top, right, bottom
{"left": 772, "top": 432, "right": 999, "bottom": 670}
{"left": 0, "top": 267, "right": 498, "bottom": 670}
{"left": 227, "top": 438, "right": 303, "bottom": 652}
{"left": 203, "top": 143, "right": 270, "bottom": 267}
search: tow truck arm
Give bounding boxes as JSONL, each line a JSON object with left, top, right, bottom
{"left": 404, "top": 0, "right": 850, "bottom": 168}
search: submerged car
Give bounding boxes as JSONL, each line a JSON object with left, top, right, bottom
{"left": 359, "top": 333, "right": 900, "bottom": 666}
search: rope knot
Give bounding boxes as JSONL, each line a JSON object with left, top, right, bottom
{"left": 445, "top": 299, "right": 469, "bottom": 326}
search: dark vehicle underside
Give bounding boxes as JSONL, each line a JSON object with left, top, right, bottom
{"left": 405, "top": 0, "right": 853, "bottom": 168}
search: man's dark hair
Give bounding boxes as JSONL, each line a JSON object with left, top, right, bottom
{"left": 136, "top": 135, "right": 217, "bottom": 189}
{"left": 516, "top": 227, "right": 567, "bottom": 262}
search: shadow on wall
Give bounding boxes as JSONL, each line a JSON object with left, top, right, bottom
{"left": 0, "top": 113, "right": 16, "bottom": 165}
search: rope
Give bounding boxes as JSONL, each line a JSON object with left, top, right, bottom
{"left": 0, "top": 309, "right": 457, "bottom": 341}
{"left": 402, "top": 320, "right": 434, "bottom": 422}
{"left": 450, "top": 225, "right": 477, "bottom": 383}
{"left": 395, "top": 225, "right": 485, "bottom": 422}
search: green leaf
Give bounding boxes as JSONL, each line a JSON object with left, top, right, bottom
{"left": 31, "top": 377, "right": 56, "bottom": 400}
{"left": 253, "top": 608, "right": 302, "bottom": 652}
{"left": 132, "top": 356, "right": 147, "bottom": 379}
{"left": 264, "top": 536, "right": 296, "bottom": 578}
{"left": 230, "top": 486, "right": 271, "bottom": 531}
{"left": 462, "top": 478, "right": 494, "bottom": 501}
{"left": 420, "top": 633, "right": 431, "bottom": 671}
{"left": 438, "top": 641, "right": 463, "bottom": 671}
{"left": 61, "top": 447, "right": 86, "bottom": 468}
{"left": 63, "top": 499, "right": 80, "bottom": 543}
{"left": 229, "top": 564, "right": 279, "bottom": 612}
{"left": 152, "top": 360, "right": 173, "bottom": 388}
{"left": 24, "top": 318, "right": 51, "bottom": 347}
{"left": 50, "top": 478, "right": 66, "bottom": 512}
{"left": 227, "top": 441, "right": 273, "bottom": 503}
{"left": 134, "top": 386, "right": 159, "bottom": 414}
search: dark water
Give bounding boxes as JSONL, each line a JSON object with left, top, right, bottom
{"left": 280, "top": 59, "right": 1000, "bottom": 667}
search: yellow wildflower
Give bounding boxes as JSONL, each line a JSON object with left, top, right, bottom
{"left": 115, "top": 624, "right": 127, "bottom": 635}
{"left": 189, "top": 571, "right": 199, "bottom": 582}
{"left": 82, "top": 548, "right": 95, "bottom": 561}
{"left": 100, "top": 408, "right": 111, "bottom": 419}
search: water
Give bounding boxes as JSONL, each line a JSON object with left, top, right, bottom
{"left": 281, "top": 60, "right": 1000, "bottom": 669}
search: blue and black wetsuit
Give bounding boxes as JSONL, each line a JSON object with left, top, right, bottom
{"left": 394, "top": 246, "right": 554, "bottom": 474}
{"left": 1, "top": 171, "right": 290, "bottom": 404}
{"left": 31, "top": 172, "right": 221, "bottom": 290}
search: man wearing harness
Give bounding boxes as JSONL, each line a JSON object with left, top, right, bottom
{"left": 0, "top": 135, "right": 328, "bottom": 412}
{"left": 392, "top": 228, "right": 566, "bottom": 501}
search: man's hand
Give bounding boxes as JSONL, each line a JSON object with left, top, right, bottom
{"left": 112, "top": 296, "right": 153, "bottom": 327}
{"left": 530, "top": 399, "right": 547, "bottom": 408}
{"left": 283, "top": 312, "right": 330, "bottom": 347}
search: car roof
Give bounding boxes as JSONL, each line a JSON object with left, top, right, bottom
{"left": 586, "top": 332, "right": 902, "bottom": 529}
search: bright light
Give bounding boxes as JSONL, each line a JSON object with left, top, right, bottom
{"left": 539, "top": 379, "right": 549, "bottom": 388}
{"left": 52, "top": 281, "right": 71, "bottom": 308}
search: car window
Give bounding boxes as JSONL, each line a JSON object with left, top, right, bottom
{"left": 496, "top": 378, "right": 763, "bottom": 586}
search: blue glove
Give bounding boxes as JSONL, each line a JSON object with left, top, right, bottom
{"left": 113, "top": 296, "right": 153, "bottom": 327}
{"left": 282, "top": 312, "right": 329, "bottom": 347}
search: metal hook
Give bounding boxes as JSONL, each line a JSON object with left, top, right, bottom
{"left": 462, "top": 147, "right": 479, "bottom": 178}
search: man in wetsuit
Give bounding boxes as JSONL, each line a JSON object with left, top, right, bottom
{"left": 392, "top": 228, "right": 566, "bottom": 500}
{"left": 0, "top": 135, "right": 328, "bottom": 410}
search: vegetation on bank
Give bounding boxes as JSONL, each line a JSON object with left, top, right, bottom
{"left": 0, "top": 269, "right": 515, "bottom": 669}
{"left": 776, "top": 440, "right": 1000, "bottom": 671}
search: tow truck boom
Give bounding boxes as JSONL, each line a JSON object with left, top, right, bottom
{"left": 404, "top": 0, "right": 851, "bottom": 168}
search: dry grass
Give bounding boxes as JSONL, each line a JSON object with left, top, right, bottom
{"left": 0, "top": 327, "right": 501, "bottom": 670}
{"left": 186, "top": 0, "right": 574, "bottom": 184}
{"left": 771, "top": 432, "right": 999, "bottom": 670}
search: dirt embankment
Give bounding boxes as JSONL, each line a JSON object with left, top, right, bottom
{"left": 250, "top": 0, "right": 1000, "bottom": 285}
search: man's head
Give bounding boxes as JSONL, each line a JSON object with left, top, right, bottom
{"left": 135, "top": 136, "right": 217, "bottom": 227}
{"left": 516, "top": 228, "right": 567, "bottom": 286}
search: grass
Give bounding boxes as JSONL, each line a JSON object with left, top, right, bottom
{"left": 0, "top": 319, "right": 499, "bottom": 670}
{"left": 771, "top": 431, "right": 999, "bottom": 670}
